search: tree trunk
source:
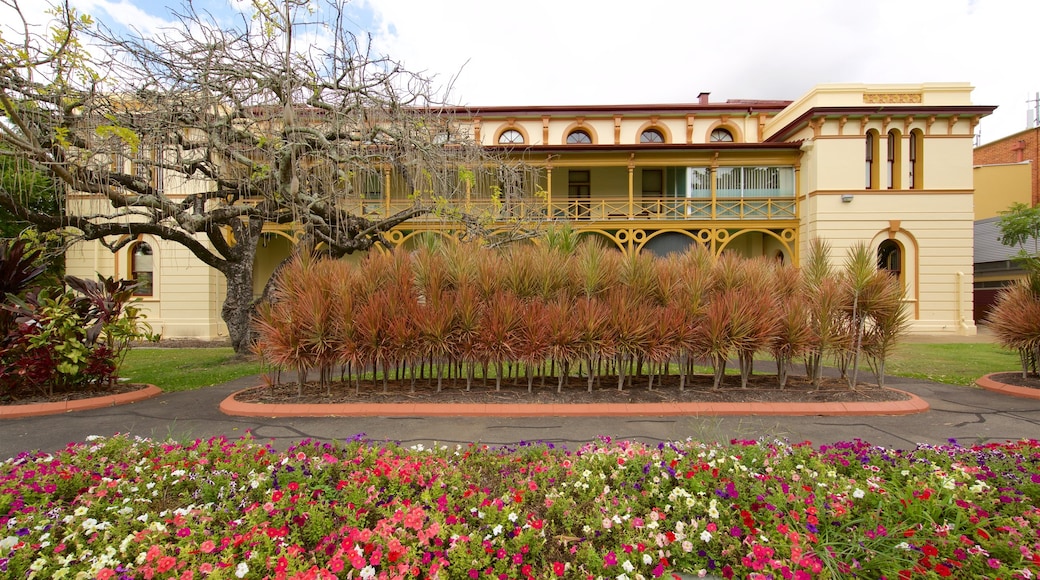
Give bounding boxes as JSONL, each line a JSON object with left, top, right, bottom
{"left": 221, "top": 257, "right": 258, "bottom": 355}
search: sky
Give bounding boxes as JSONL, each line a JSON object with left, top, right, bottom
{"left": 3, "top": 0, "right": 1039, "bottom": 145}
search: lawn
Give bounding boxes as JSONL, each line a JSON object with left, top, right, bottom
{"left": 118, "top": 342, "right": 1021, "bottom": 392}
{"left": 118, "top": 348, "right": 263, "bottom": 392}
{"left": 884, "top": 342, "right": 1020, "bottom": 386}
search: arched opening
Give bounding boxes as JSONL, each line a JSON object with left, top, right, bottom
{"left": 909, "top": 129, "right": 924, "bottom": 189}
{"left": 887, "top": 129, "right": 902, "bottom": 189}
{"left": 865, "top": 129, "right": 880, "bottom": 189}
{"left": 130, "top": 241, "right": 154, "bottom": 296}
{"left": 877, "top": 239, "right": 903, "bottom": 281}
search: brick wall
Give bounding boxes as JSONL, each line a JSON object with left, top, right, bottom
{"left": 974, "top": 127, "right": 1040, "bottom": 205}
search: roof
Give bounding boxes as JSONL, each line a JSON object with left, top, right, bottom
{"left": 975, "top": 216, "right": 1020, "bottom": 264}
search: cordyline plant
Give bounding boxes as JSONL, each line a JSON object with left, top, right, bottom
{"left": 987, "top": 272, "right": 1040, "bottom": 378}
{"left": 251, "top": 237, "right": 908, "bottom": 397}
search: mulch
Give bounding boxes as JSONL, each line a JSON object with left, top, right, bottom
{"left": 235, "top": 373, "right": 911, "bottom": 406}
{"left": 985, "top": 372, "right": 1040, "bottom": 390}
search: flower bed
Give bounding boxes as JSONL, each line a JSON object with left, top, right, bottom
{"left": 1, "top": 436, "right": 1039, "bottom": 579}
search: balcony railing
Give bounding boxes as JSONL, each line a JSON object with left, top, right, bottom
{"left": 355, "top": 196, "right": 797, "bottom": 223}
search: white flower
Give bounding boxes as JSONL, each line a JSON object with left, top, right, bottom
{"left": 492, "top": 524, "right": 503, "bottom": 536}
{"left": 235, "top": 562, "right": 250, "bottom": 578}
{"left": 642, "top": 553, "right": 652, "bottom": 565}
{"left": 0, "top": 536, "right": 18, "bottom": 555}
{"left": 508, "top": 512, "right": 518, "bottom": 523}
{"left": 852, "top": 488, "right": 865, "bottom": 499}
{"left": 622, "top": 559, "right": 635, "bottom": 572}
{"left": 360, "top": 565, "right": 377, "bottom": 579}
{"left": 707, "top": 499, "right": 719, "bottom": 519}
{"left": 700, "top": 530, "right": 712, "bottom": 542}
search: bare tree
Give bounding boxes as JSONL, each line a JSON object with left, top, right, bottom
{"left": 0, "top": 0, "right": 522, "bottom": 352}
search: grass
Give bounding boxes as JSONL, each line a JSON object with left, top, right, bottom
{"left": 117, "top": 342, "right": 1022, "bottom": 392}
{"left": 119, "top": 348, "right": 262, "bottom": 392}
{"left": 883, "top": 341, "right": 1020, "bottom": 386}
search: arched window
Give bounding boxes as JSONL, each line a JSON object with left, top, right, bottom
{"left": 710, "top": 128, "right": 734, "bottom": 142}
{"left": 865, "top": 130, "right": 880, "bottom": 189}
{"left": 887, "top": 130, "right": 902, "bottom": 189}
{"left": 566, "top": 129, "right": 592, "bottom": 144}
{"left": 640, "top": 129, "right": 664, "bottom": 143}
{"left": 877, "top": 239, "right": 902, "bottom": 281}
{"left": 131, "top": 242, "right": 154, "bottom": 296}
{"left": 498, "top": 129, "right": 524, "bottom": 145}
{"left": 909, "top": 129, "right": 923, "bottom": 189}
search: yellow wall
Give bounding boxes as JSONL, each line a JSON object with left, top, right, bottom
{"left": 974, "top": 163, "right": 1032, "bottom": 220}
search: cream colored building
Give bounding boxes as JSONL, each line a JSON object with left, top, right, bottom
{"left": 66, "top": 83, "right": 993, "bottom": 339}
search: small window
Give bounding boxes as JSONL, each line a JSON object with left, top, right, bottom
{"left": 566, "top": 130, "right": 592, "bottom": 144}
{"left": 877, "top": 239, "right": 902, "bottom": 280}
{"left": 640, "top": 129, "right": 664, "bottom": 143}
{"left": 131, "top": 242, "right": 154, "bottom": 296}
{"left": 710, "top": 128, "right": 733, "bottom": 142}
{"left": 909, "top": 130, "right": 921, "bottom": 189}
{"left": 865, "top": 131, "right": 877, "bottom": 189}
{"left": 497, "top": 129, "right": 524, "bottom": 145}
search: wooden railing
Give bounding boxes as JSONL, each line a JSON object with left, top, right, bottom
{"left": 352, "top": 197, "right": 797, "bottom": 222}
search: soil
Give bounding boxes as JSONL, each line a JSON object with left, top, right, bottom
{"left": 0, "top": 381, "right": 144, "bottom": 406}
{"left": 235, "top": 373, "right": 912, "bottom": 406}
{"left": 986, "top": 372, "right": 1040, "bottom": 390}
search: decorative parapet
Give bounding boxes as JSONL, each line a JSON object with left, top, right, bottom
{"left": 863, "top": 92, "right": 923, "bottom": 104}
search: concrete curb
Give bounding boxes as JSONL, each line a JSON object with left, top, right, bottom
{"left": 977, "top": 373, "right": 1040, "bottom": 400}
{"left": 0, "top": 385, "right": 163, "bottom": 419}
{"left": 219, "top": 387, "right": 929, "bottom": 417}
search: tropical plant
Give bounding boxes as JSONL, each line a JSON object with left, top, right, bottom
{"left": 987, "top": 276, "right": 1040, "bottom": 378}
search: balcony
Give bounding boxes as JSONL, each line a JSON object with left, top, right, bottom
{"left": 360, "top": 196, "right": 797, "bottom": 223}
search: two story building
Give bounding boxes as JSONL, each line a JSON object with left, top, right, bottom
{"left": 65, "top": 83, "right": 993, "bottom": 339}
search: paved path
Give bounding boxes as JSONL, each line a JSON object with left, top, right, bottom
{"left": 2, "top": 369, "right": 1039, "bottom": 459}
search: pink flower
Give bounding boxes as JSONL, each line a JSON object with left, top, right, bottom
{"left": 157, "top": 555, "right": 177, "bottom": 573}
{"left": 97, "top": 569, "right": 116, "bottom": 580}
{"left": 199, "top": 540, "right": 215, "bottom": 553}
{"left": 553, "top": 561, "right": 565, "bottom": 576}
{"left": 604, "top": 551, "right": 617, "bottom": 567}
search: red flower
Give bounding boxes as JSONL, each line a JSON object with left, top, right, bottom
{"left": 553, "top": 562, "right": 565, "bottom": 576}
{"left": 922, "top": 544, "right": 939, "bottom": 557}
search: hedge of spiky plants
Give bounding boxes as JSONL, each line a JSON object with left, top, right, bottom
{"left": 252, "top": 237, "right": 909, "bottom": 396}
{"left": 987, "top": 267, "right": 1040, "bottom": 378}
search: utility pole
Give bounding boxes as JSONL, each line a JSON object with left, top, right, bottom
{"left": 1029, "top": 92, "right": 1040, "bottom": 128}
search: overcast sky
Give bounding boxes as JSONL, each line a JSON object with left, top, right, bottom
{"left": 4, "top": 0, "right": 1039, "bottom": 144}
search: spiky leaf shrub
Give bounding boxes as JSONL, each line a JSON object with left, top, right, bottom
{"left": 987, "top": 278, "right": 1040, "bottom": 378}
